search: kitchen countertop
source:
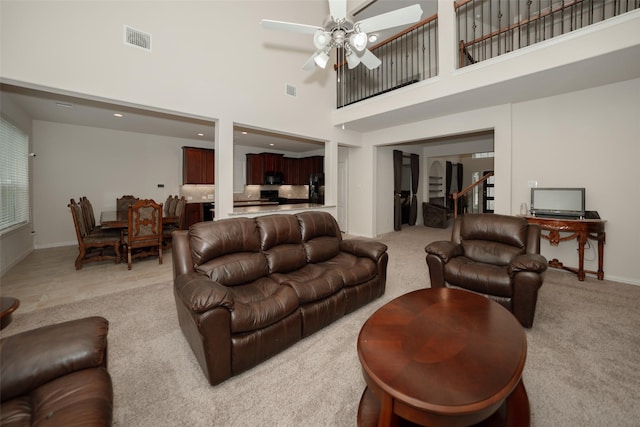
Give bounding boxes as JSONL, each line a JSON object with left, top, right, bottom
{"left": 230, "top": 203, "right": 328, "bottom": 215}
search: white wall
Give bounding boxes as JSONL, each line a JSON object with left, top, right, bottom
{"left": 511, "top": 78, "right": 640, "bottom": 284}
{"left": 31, "top": 121, "right": 212, "bottom": 248}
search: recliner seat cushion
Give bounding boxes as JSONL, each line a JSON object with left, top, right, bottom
{"left": 227, "top": 277, "right": 299, "bottom": 333}
{"left": 444, "top": 256, "right": 513, "bottom": 297}
{"left": 272, "top": 264, "right": 344, "bottom": 304}
{"left": 320, "top": 252, "right": 377, "bottom": 286}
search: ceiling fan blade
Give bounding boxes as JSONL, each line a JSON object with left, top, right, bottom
{"left": 355, "top": 4, "right": 423, "bottom": 34}
{"left": 359, "top": 49, "right": 382, "bottom": 70}
{"left": 261, "top": 19, "right": 323, "bottom": 35}
{"left": 302, "top": 51, "right": 321, "bottom": 71}
{"left": 328, "top": 0, "right": 347, "bottom": 21}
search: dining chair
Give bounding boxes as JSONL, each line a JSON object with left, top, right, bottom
{"left": 164, "top": 195, "right": 175, "bottom": 217}
{"left": 162, "top": 196, "right": 186, "bottom": 248}
{"left": 117, "top": 195, "right": 139, "bottom": 212}
{"left": 68, "top": 199, "right": 121, "bottom": 270}
{"left": 126, "top": 199, "right": 163, "bottom": 270}
{"left": 167, "top": 195, "right": 179, "bottom": 217}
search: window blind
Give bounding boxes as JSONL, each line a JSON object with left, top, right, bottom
{"left": 1, "top": 116, "right": 30, "bottom": 231}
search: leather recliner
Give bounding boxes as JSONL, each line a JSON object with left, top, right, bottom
{"left": 0, "top": 316, "right": 113, "bottom": 425}
{"left": 425, "top": 213, "right": 547, "bottom": 328}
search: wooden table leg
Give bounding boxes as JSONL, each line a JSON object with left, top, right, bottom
{"left": 577, "top": 232, "right": 587, "bottom": 281}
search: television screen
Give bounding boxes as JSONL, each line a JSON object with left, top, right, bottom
{"left": 530, "top": 187, "right": 585, "bottom": 218}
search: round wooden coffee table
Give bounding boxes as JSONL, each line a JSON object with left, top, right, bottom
{"left": 357, "top": 288, "right": 529, "bottom": 427}
{"left": 0, "top": 297, "right": 20, "bottom": 330}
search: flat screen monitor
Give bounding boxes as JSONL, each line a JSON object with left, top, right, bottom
{"left": 530, "top": 187, "right": 585, "bottom": 218}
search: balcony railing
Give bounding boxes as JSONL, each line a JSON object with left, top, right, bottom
{"left": 336, "top": 14, "right": 438, "bottom": 108}
{"left": 457, "top": 0, "right": 640, "bottom": 67}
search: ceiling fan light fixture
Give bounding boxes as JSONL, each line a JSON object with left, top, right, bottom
{"left": 314, "top": 51, "right": 330, "bottom": 68}
{"left": 346, "top": 51, "right": 360, "bottom": 69}
{"left": 349, "top": 32, "right": 367, "bottom": 52}
{"left": 313, "top": 30, "right": 330, "bottom": 49}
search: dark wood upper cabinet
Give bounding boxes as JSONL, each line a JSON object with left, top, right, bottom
{"left": 246, "top": 152, "right": 324, "bottom": 185}
{"left": 183, "top": 147, "right": 214, "bottom": 184}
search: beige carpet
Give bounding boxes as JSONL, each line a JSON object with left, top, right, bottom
{"left": 3, "top": 226, "right": 640, "bottom": 426}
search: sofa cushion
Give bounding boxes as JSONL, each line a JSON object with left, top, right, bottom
{"left": 256, "top": 214, "right": 302, "bottom": 249}
{"left": 227, "top": 278, "right": 300, "bottom": 333}
{"left": 263, "top": 244, "right": 308, "bottom": 274}
{"left": 0, "top": 368, "right": 112, "bottom": 426}
{"left": 444, "top": 256, "right": 513, "bottom": 297}
{"left": 462, "top": 241, "right": 525, "bottom": 266}
{"left": 272, "top": 264, "right": 344, "bottom": 304}
{"left": 189, "top": 218, "right": 261, "bottom": 266}
{"left": 304, "top": 236, "right": 341, "bottom": 263}
{"left": 196, "top": 252, "right": 269, "bottom": 286}
{"left": 297, "top": 211, "right": 341, "bottom": 241}
{"left": 460, "top": 214, "right": 528, "bottom": 248}
{"left": 319, "top": 252, "right": 377, "bottom": 286}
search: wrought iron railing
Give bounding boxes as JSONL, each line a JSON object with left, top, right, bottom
{"left": 336, "top": 14, "right": 438, "bottom": 108}
{"left": 457, "top": 0, "right": 640, "bottom": 67}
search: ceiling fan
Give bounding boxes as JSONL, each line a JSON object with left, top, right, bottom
{"left": 261, "top": 0, "right": 423, "bottom": 71}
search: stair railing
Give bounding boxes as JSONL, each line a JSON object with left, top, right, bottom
{"left": 452, "top": 171, "right": 494, "bottom": 219}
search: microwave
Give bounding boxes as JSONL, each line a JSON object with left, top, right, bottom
{"left": 264, "top": 172, "right": 284, "bottom": 185}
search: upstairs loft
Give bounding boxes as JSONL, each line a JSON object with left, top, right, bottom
{"left": 334, "top": 0, "right": 640, "bottom": 132}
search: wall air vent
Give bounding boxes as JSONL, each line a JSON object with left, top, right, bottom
{"left": 124, "top": 26, "right": 151, "bottom": 51}
{"left": 285, "top": 84, "right": 297, "bottom": 97}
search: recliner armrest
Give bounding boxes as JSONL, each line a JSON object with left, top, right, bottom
{"left": 0, "top": 316, "right": 109, "bottom": 402}
{"left": 175, "top": 272, "right": 234, "bottom": 313}
{"left": 340, "top": 239, "right": 388, "bottom": 261}
{"left": 425, "top": 241, "right": 462, "bottom": 263}
{"left": 508, "top": 253, "right": 548, "bottom": 276}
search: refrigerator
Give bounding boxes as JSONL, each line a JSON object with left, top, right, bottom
{"left": 309, "top": 173, "right": 325, "bottom": 205}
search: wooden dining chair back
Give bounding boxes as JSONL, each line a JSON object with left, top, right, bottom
{"left": 162, "top": 197, "right": 186, "bottom": 248}
{"left": 164, "top": 195, "right": 174, "bottom": 217}
{"left": 126, "top": 199, "right": 163, "bottom": 270}
{"left": 68, "top": 199, "right": 121, "bottom": 270}
{"left": 117, "top": 195, "right": 139, "bottom": 212}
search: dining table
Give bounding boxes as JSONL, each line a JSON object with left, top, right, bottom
{"left": 100, "top": 210, "right": 178, "bottom": 229}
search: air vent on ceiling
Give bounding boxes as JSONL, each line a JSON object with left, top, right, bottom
{"left": 285, "top": 84, "right": 297, "bottom": 97}
{"left": 124, "top": 26, "right": 151, "bottom": 51}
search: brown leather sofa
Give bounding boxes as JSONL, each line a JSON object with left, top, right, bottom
{"left": 171, "top": 211, "right": 388, "bottom": 385}
{"left": 425, "top": 214, "right": 547, "bottom": 328}
{"left": 0, "top": 316, "right": 113, "bottom": 426}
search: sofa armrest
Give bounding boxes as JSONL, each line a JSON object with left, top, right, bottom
{"left": 425, "top": 241, "right": 462, "bottom": 263}
{"left": 0, "top": 316, "right": 108, "bottom": 402}
{"left": 508, "top": 253, "right": 548, "bottom": 276}
{"left": 175, "top": 272, "right": 235, "bottom": 314}
{"left": 340, "top": 239, "right": 388, "bottom": 261}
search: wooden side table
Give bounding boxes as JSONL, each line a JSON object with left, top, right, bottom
{"left": 525, "top": 216, "right": 606, "bottom": 281}
{"left": 1, "top": 297, "right": 20, "bottom": 330}
{"left": 357, "top": 288, "right": 529, "bottom": 427}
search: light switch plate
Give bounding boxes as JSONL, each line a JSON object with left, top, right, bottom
{"left": 527, "top": 180, "right": 538, "bottom": 188}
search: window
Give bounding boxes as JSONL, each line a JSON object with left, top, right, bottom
{"left": 1, "top": 117, "right": 29, "bottom": 232}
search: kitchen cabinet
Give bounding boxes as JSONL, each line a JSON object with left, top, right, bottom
{"left": 183, "top": 147, "right": 214, "bottom": 184}
{"left": 246, "top": 152, "right": 324, "bottom": 185}
{"left": 246, "top": 153, "right": 264, "bottom": 185}
{"left": 184, "top": 203, "right": 203, "bottom": 228}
